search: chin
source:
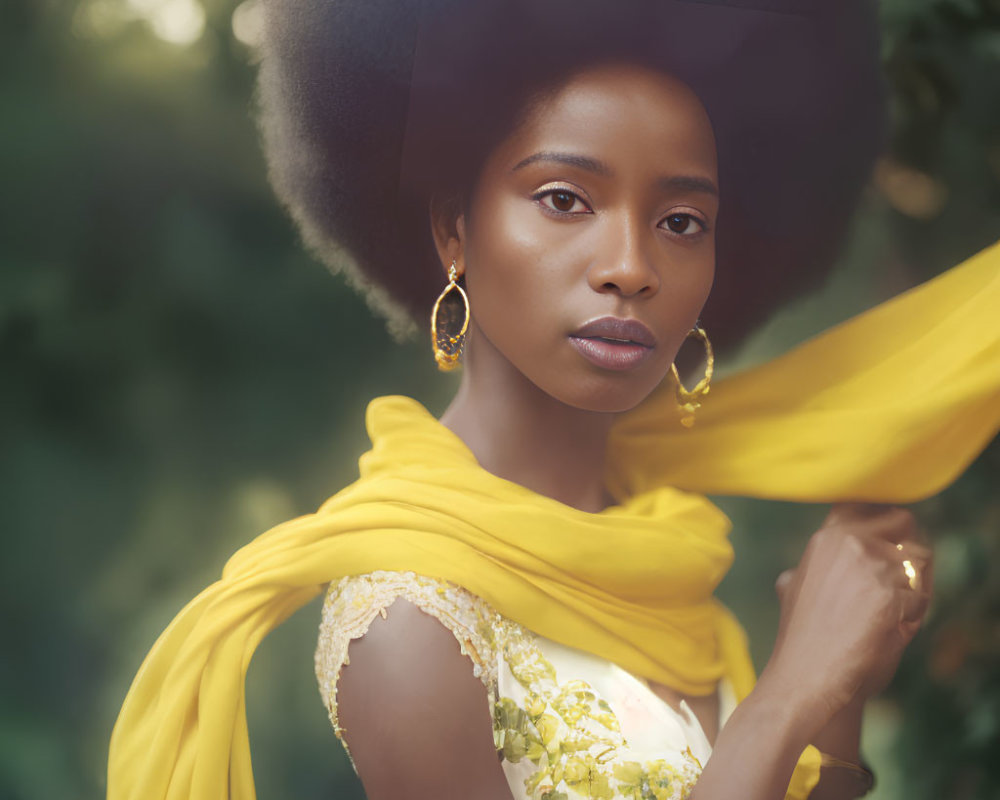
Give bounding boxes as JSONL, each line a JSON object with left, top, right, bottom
{"left": 538, "top": 369, "right": 666, "bottom": 415}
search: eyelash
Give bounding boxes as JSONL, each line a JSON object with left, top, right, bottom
{"left": 533, "top": 187, "right": 592, "bottom": 216}
{"left": 532, "top": 188, "right": 710, "bottom": 237}
{"left": 661, "top": 212, "right": 710, "bottom": 237}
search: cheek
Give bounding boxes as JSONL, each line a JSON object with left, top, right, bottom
{"left": 464, "top": 196, "right": 576, "bottom": 343}
{"left": 688, "top": 246, "right": 716, "bottom": 314}
{"left": 460, "top": 186, "right": 716, "bottom": 413}
{"left": 663, "top": 236, "right": 715, "bottom": 315}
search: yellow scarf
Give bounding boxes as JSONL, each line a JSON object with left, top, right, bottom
{"left": 108, "top": 241, "right": 1000, "bottom": 800}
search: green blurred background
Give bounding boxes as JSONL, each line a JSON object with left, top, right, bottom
{"left": 1, "top": 1, "right": 998, "bottom": 798}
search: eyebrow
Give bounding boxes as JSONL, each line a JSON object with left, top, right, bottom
{"left": 511, "top": 151, "right": 612, "bottom": 176}
{"left": 511, "top": 151, "right": 718, "bottom": 197}
{"left": 658, "top": 174, "right": 718, "bottom": 197}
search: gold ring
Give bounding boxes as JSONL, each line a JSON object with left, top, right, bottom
{"left": 897, "top": 544, "right": 919, "bottom": 590}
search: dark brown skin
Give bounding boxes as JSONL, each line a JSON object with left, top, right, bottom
{"left": 438, "top": 64, "right": 717, "bottom": 514}
{"left": 338, "top": 64, "right": 934, "bottom": 800}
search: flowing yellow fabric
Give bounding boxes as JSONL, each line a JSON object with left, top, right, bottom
{"left": 108, "top": 241, "right": 1000, "bottom": 800}
{"left": 609, "top": 239, "right": 1000, "bottom": 503}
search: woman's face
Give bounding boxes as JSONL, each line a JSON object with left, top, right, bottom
{"left": 438, "top": 63, "right": 718, "bottom": 413}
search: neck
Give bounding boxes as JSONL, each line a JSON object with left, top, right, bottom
{"left": 440, "top": 328, "right": 618, "bottom": 514}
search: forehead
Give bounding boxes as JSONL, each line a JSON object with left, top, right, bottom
{"left": 497, "top": 63, "right": 718, "bottom": 177}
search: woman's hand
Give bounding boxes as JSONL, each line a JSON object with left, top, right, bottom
{"left": 761, "top": 503, "right": 934, "bottom": 728}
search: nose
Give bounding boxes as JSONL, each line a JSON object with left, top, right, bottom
{"left": 586, "top": 218, "right": 660, "bottom": 298}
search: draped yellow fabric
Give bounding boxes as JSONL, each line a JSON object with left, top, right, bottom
{"left": 609, "top": 239, "right": 1000, "bottom": 503}
{"left": 107, "top": 241, "right": 1000, "bottom": 800}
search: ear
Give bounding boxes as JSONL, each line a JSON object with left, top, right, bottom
{"left": 429, "top": 195, "right": 467, "bottom": 279}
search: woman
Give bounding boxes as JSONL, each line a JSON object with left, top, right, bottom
{"left": 108, "top": 1, "right": 1000, "bottom": 799}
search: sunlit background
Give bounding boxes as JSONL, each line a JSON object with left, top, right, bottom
{"left": 2, "top": 1, "right": 998, "bottom": 798}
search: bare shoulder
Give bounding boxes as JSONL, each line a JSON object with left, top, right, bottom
{"left": 338, "top": 596, "right": 512, "bottom": 800}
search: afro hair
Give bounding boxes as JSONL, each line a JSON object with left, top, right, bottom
{"left": 256, "top": 0, "right": 887, "bottom": 352}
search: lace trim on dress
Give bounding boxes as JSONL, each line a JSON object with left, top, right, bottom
{"left": 316, "top": 571, "right": 702, "bottom": 798}
{"left": 314, "top": 570, "right": 499, "bottom": 764}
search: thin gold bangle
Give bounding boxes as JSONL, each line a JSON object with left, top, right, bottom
{"left": 819, "top": 751, "right": 875, "bottom": 797}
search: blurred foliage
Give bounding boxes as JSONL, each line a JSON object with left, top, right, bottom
{"left": 0, "top": 1, "right": 996, "bottom": 799}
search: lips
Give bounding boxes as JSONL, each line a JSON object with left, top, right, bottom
{"left": 568, "top": 316, "right": 656, "bottom": 371}
{"left": 572, "top": 317, "right": 657, "bottom": 347}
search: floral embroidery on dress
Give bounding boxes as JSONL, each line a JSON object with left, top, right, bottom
{"left": 492, "top": 617, "right": 701, "bottom": 800}
{"left": 316, "top": 571, "right": 703, "bottom": 799}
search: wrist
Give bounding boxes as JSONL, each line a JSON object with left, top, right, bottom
{"left": 753, "top": 666, "right": 843, "bottom": 743}
{"left": 693, "top": 682, "right": 819, "bottom": 800}
{"left": 815, "top": 751, "right": 875, "bottom": 799}
{"left": 738, "top": 676, "right": 825, "bottom": 752}
{"left": 812, "top": 697, "right": 864, "bottom": 763}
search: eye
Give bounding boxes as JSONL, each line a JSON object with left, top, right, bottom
{"left": 536, "top": 189, "right": 591, "bottom": 215}
{"left": 660, "top": 212, "right": 707, "bottom": 236}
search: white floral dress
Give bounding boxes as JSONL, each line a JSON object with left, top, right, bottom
{"left": 316, "top": 571, "right": 737, "bottom": 800}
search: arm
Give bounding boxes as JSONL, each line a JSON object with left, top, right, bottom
{"left": 337, "top": 597, "right": 514, "bottom": 800}
{"left": 690, "top": 685, "right": 866, "bottom": 800}
{"left": 687, "top": 677, "right": 819, "bottom": 800}
{"left": 338, "top": 506, "right": 929, "bottom": 800}
{"left": 339, "top": 605, "right": 851, "bottom": 800}
{"left": 692, "top": 504, "right": 930, "bottom": 800}
{"left": 809, "top": 699, "right": 867, "bottom": 800}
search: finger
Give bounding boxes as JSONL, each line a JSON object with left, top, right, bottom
{"left": 843, "top": 506, "right": 917, "bottom": 545}
{"left": 894, "top": 541, "right": 932, "bottom": 596}
{"left": 878, "top": 554, "right": 918, "bottom": 590}
{"left": 873, "top": 538, "right": 933, "bottom": 566}
{"left": 825, "top": 502, "right": 892, "bottom": 525}
{"left": 898, "top": 613, "right": 924, "bottom": 641}
{"left": 921, "top": 554, "right": 935, "bottom": 599}
{"left": 905, "top": 517, "right": 931, "bottom": 547}
{"left": 880, "top": 549, "right": 931, "bottom": 595}
{"left": 898, "top": 584, "right": 930, "bottom": 629}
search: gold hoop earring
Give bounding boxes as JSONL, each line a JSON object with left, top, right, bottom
{"left": 431, "top": 261, "right": 470, "bottom": 371}
{"left": 670, "top": 324, "right": 714, "bottom": 428}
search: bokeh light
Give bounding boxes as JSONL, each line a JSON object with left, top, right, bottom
{"left": 232, "top": 0, "right": 264, "bottom": 50}
{"left": 72, "top": 0, "right": 205, "bottom": 44}
{"left": 4, "top": 2, "right": 999, "bottom": 799}
{"left": 127, "top": 0, "right": 205, "bottom": 45}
